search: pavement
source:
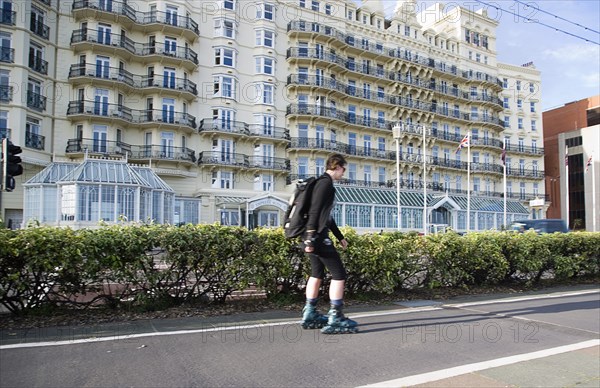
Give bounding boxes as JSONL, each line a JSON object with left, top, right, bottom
{"left": 1, "top": 284, "right": 599, "bottom": 388}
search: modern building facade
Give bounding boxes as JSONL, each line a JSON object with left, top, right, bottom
{"left": 543, "top": 95, "right": 599, "bottom": 231}
{"left": 1, "top": 0, "right": 546, "bottom": 232}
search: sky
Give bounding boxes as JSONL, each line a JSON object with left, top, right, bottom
{"left": 357, "top": 0, "right": 600, "bottom": 111}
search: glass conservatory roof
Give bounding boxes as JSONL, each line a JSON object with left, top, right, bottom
{"left": 58, "top": 159, "right": 150, "bottom": 186}
{"left": 25, "top": 160, "right": 174, "bottom": 193}
{"left": 335, "top": 187, "right": 529, "bottom": 214}
{"left": 132, "top": 167, "right": 175, "bottom": 192}
{"left": 25, "top": 162, "right": 78, "bottom": 184}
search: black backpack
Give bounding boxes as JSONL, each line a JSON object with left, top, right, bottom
{"left": 283, "top": 176, "right": 321, "bottom": 239}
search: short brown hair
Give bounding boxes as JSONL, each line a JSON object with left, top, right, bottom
{"left": 326, "top": 153, "right": 347, "bottom": 171}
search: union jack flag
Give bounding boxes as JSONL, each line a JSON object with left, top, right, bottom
{"left": 455, "top": 133, "right": 470, "bottom": 154}
{"left": 586, "top": 154, "right": 593, "bottom": 172}
{"left": 565, "top": 145, "right": 568, "bottom": 167}
{"left": 501, "top": 141, "right": 506, "bottom": 166}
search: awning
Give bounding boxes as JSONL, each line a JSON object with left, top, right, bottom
{"left": 335, "top": 187, "right": 529, "bottom": 214}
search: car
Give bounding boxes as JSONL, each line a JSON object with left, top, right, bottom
{"left": 510, "top": 219, "right": 569, "bottom": 234}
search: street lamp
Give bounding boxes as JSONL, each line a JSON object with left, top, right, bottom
{"left": 392, "top": 123, "right": 402, "bottom": 231}
{"left": 421, "top": 124, "right": 427, "bottom": 236}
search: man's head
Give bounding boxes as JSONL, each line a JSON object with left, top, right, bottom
{"left": 326, "top": 153, "right": 347, "bottom": 181}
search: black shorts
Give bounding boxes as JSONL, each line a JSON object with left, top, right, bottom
{"left": 301, "top": 237, "right": 347, "bottom": 281}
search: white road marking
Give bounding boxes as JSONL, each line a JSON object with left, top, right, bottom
{"left": 357, "top": 339, "right": 600, "bottom": 387}
{"left": 1, "top": 288, "right": 597, "bottom": 349}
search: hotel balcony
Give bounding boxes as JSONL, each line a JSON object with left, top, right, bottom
{"left": 26, "top": 131, "right": 45, "bottom": 151}
{"left": 506, "top": 144, "right": 545, "bottom": 156}
{"left": 198, "top": 119, "right": 290, "bottom": 142}
{"left": 65, "top": 138, "right": 197, "bottom": 164}
{"left": 27, "top": 91, "right": 47, "bottom": 111}
{"left": 30, "top": 19, "right": 50, "bottom": 40}
{"left": 0, "top": 128, "right": 11, "bottom": 139}
{"left": 29, "top": 55, "right": 49, "bottom": 75}
{"left": 70, "top": 29, "right": 198, "bottom": 71}
{"left": 68, "top": 63, "right": 198, "bottom": 99}
{"left": 66, "top": 100, "right": 197, "bottom": 132}
{"left": 1, "top": 9, "right": 16, "bottom": 26}
{"left": 0, "top": 85, "right": 13, "bottom": 102}
{"left": 71, "top": 0, "right": 199, "bottom": 41}
{"left": 0, "top": 47, "right": 14, "bottom": 63}
{"left": 197, "top": 151, "right": 248, "bottom": 168}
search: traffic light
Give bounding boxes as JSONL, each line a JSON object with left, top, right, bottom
{"left": 2, "top": 139, "right": 23, "bottom": 192}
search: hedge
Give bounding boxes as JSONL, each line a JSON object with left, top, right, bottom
{"left": 0, "top": 225, "right": 598, "bottom": 314}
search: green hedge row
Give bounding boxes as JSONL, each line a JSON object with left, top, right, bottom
{"left": 1, "top": 224, "right": 599, "bottom": 314}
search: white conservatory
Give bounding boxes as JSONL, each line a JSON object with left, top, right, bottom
{"left": 23, "top": 157, "right": 176, "bottom": 228}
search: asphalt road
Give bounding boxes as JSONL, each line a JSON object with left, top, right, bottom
{"left": 1, "top": 286, "right": 599, "bottom": 387}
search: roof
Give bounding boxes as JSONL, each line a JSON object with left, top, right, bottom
{"left": 25, "top": 162, "right": 78, "bottom": 184}
{"left": 25, "top": 160, "right": 175, "bottom": 193}
{"left": 335, "top": 187, "right": 529, "bottom": 214}
{"left": 58, "top": 159, "right": 149, "bottom": 186}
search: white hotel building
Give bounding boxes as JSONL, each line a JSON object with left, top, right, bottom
{"left": 0, "top": 0, "right": 545, "bottom": 231}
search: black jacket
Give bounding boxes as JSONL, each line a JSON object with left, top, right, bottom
{"left": 305, "top": 173, "right": 344, "bottom": 241}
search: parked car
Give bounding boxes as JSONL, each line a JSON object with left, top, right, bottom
{"left": 510, "top": 219, "right": 569, "bottom": 234}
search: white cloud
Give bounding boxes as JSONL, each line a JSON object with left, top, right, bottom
{"left": 542, "top": 44, "right": 600, "bottom": 63}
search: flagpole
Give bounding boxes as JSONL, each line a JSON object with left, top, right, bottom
{"left": 422, "top": 124, "right": 427, "bottom": 235}
{"left": 503, "top": 139, "right": 507, "bottom": 229}
{"left": 565, "top": 145, "right": 569, "bottom": 228}
{"left": 467, "top": 132, "right": 471, "bottom": 232}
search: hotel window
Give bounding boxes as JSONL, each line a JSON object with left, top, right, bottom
{"left": 214, "top": 18, "right": 236, "bottom": 38}
{"left": 516, "top": 80, "right": 521, "bottom": 91}
{"left": 213, "top": 108, "right": 235, "bottom": 130}
{"left": 517, "top": 99, "right": 522, "bottom": 109}
{"left": 531, "top": 120, "right": 537, "bottom": 131}
{"left": 223, "top": 0, "right": 235, "bottom": 10}
{"left": 347, "top": 10, "right": 353, "bottom": 20}
{"left": 215, "top": 47, "right": 235, "bottom": 67}
{"left": 255, "top": 57, "right": 274, "bottom": 75}
{"left": 256, "top": 29, "right": 274, "bottom": 48}
{"left": 502, "top": 78, "right": 508, "bottom": 88}
{"left": 504, "top": 116, "right": 510, "bottom": 128}
{"left": 299, "top": 0, "right": 306, "bottom": 7}
{"left": 530, "top": 102, "right": 536, "bottom": 112}
{"left": 311, "top": 0, "right": 319, "bottom": 11}
{"left": 529, "top": 82, "right": 535, "bottom": 93}
{"left": 404, "top": 25, "right": 410, "bottom": 37}
{"left": 325, "top": 4, "right": 331, "bottom": 15}
{"left": 213, "top": 171, "right": 234, "bottom": 189}
{"left": 378, "top": 167, "right": 385, "bottom": 184}
{"left": 257, "top": 3, "right": 274, "bottom": 20}
{"left": 518, "top": 118, "right": 523, "bottom": 130}
{"left": 256, "top": 83, "right": 274, "bottom": 105}
{"left": 213, "top": 75, "right": 236, "bottom": 99}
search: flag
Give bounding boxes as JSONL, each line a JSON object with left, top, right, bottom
{"left": 565, "top": 145, "right": 568, "bottom": 167}
{"left": 455, "top": 133, "right": 470, "bottom": 154}
{"left": 501, "top": 142, "right": 506, "bottom": 166}
{"left": 586, "top": 154, "right": 593, "bottom": 172}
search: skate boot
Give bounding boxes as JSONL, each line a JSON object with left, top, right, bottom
{"left": 301, "top": 303, "right": 328, "bottom": 329}
{"left": 321, "top": 304, "right": 359, "bottom": 334}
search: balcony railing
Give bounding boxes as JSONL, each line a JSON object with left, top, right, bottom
{"left": 29, "top": 55, "right": 49, "bottom": 75}
{"left": 70, "top": 29, "right": 198, "bottom": 65}
{"left": 506, "top": 144, "right": 545, "bottom": 155}
{"left": 66, "top": 138, "right": 197, "bottom": 163}
{"left": 0, "top": 85, "right": 13, "bottom": 102}
{"left": 26, "top": 131, "right": 45, "bottom": 150}
{"left": 66, "top": 100, "right": 197, "bottom": 129}
{"left": 68, "top": 63, "right": 198, "bottom": 95}
{"left": 30, "top": 19, "right": 50, "bottom": 39}
{"left": 198, "top": 118, "right": 290, "bottom": 141}
{"left": 198, "top": 151, "right": 247, "bottom": 167}
{"left": 247, "top": 156, "right": 290, "bottom": 171}
{"left": 71, "top": 0, "right": 199, "bottom": 36}
{"left": 287, "top": 21, "right": 503, "bottom": 88}
{"left": 0, "top": 47, "right": 15, "bottom": 63}
{"left": 27, "top": 91, "right": 47, "bottom": 111}
{"left": 1, "top": 10, "right": 16, "bottom": 25}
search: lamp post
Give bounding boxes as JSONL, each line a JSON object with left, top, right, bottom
{"left": 392, "top": 123, "right": 402, "bottom": 231}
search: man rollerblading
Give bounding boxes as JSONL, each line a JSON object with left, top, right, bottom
{"left": 299, "top": 153, "right": 358, "bottom": 334}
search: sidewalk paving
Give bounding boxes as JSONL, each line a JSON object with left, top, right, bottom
{"left": 1, "top": 285, "right": 599, "bottom": 387}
